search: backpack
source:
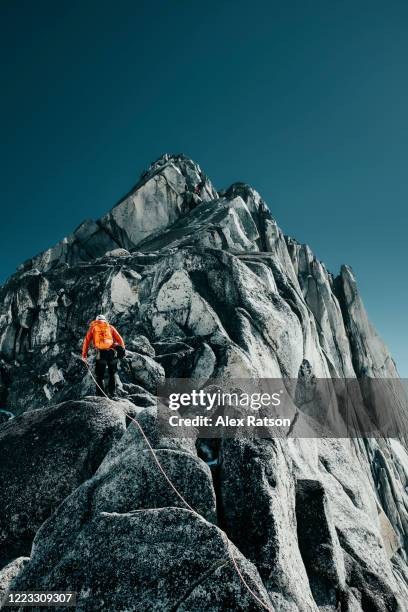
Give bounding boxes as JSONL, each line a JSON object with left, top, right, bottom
{"left": 92, "top": 320, "right": 114, "bottom": 350}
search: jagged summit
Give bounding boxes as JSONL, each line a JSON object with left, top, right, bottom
{"left": 146, "top": 152, "right": 205, "bottom": 176}
{"left": 116, "top": 153, "right": 214, "bottom": 205}
{"left": 16, "top": 154, "right": 321, "bottom": 277}
{"left": 18, "top": 154, "right": 219, "bottom": 274}
{"left": 15, "top": 156, "right": 351, "bottom": 291}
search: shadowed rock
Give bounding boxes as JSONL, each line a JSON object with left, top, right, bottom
{"left": 11, "top": 509, "right": 272, "bottom": 612}
{"left": 0, "top": 398, "right": 126, "bottom": 567}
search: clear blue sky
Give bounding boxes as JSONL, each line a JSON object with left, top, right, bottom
{"left": 1, "top": 0, "right": 407, "bottom": 374}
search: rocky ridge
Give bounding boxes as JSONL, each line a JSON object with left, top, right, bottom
{"left": 0, "top": 154, "right": 407, "bottom": 611}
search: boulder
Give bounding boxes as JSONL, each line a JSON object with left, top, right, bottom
{"left": 127, "top": 352, "right": 165, "bottom": 393}
{"left": 12, "top": 509, "right": 272, "bottom": 612}
{"left": 220, "top": 438, "right": 317, "bottom": 611}
{"left": 0, "top": 557, "right": 29, "bottom": 605}
{"left": 0, "top": 398, "right": 126, "bottom": 567}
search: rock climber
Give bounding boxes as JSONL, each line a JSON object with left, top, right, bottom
{"left": 82, "top": 315, "right": 126, "bottom": 397}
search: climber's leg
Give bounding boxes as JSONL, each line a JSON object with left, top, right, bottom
{"left": 95, "top": 357, "right": 107, "bottom": 396}
{"left": 107, "top": 354, "right": 118, "bottom": 397}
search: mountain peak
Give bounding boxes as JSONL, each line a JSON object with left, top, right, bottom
{"left": 1, "top": 154, "right": 407, "bottom": 610}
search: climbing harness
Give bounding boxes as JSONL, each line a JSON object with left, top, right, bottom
{"left": 82, "top": 359, "right": 274, "bottom": 611}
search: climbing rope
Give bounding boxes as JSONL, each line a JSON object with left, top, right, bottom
{"left": 83, "top": 359, "right": 274, "bottom": 611}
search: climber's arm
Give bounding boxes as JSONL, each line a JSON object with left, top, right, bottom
{"left": 111, "top": 326, "right": 125, "bottom": 348}
{"left": 82, "top": 326, "right": 93, "bottom": 359}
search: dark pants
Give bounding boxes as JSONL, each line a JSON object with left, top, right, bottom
{"left": 95, "top": 349, "right": 118, "bottom": 396}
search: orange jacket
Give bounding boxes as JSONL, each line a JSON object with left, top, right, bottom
{"left": 82, "top": 321, "right": 125, "bottom": 359}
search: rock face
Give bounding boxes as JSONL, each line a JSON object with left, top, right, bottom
{"left": 9, "top": 412, "right": 270, "bottom": 610}
{"left": 0, "top": 398, "right": 126, "bottom": 567}
{"left": 1, "top": 153, "right": 408, "bottom": 610}
{"left": 12, "top": 509, "right": 271, "bottom": 612}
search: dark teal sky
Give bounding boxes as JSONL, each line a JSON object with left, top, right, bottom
{"left": 1, "top": 0, "right": 407, "bottom": 374}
